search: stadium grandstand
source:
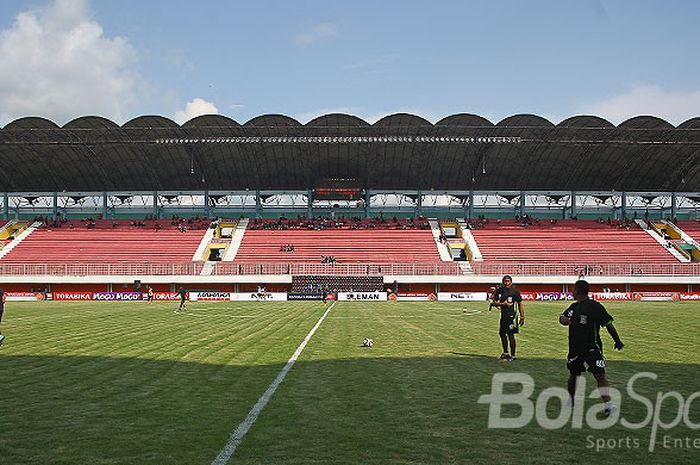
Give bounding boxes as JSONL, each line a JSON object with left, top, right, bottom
{"left": 1, "top": 112, "right": 700, "bottom": 297}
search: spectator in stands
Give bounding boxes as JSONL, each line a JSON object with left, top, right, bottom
{"left": 491, "top": 275, "right": 524, "bottom": 362}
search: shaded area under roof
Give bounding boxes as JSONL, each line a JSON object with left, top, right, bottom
{"left": 1, "top": 113, "right": 699, "bottom": 192}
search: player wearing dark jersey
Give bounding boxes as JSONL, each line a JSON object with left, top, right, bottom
{"left": 487, "top": 286, "right": 499, "bottom": 312}
{"left": 0, "top": 288, "right": 6, "bottom": 346}
{"left": 560, "top": 280, "right": 624, "bottom": 416}
{"left": 175, "top": 287, "right": 187, "bottom": 313}
{"left": 492, "top": 275, "right": 524, "bottom": 361}
{"left": 0, "top": 288, "right": 5, "bottom": 329}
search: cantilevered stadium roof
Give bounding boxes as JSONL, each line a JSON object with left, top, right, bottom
{"left": 1, "top": 113, "right": 699, "bottom": 192}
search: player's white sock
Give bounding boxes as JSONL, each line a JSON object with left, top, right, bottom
{"left": 603, "top": 401, "right": 617, "bottom": 417}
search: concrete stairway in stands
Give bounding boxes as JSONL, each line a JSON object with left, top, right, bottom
{"left": 457, "top": 219, "right": 483, "bottom": 261}
{"left": 192, "top": 227, "right": 216, "bottom": 261}
{"left": 664, "top": 220, "right": 700, "bottom": 249}
{"left": 200, "top": 261, "right": 216, "bottom": 275}
{"left": 635, "top": 219, "right": 689, "bottom": 262}
{"left": 0, "top": 221, "right": 41, "bottom": 259}
{"left": 458, "top": 261, "right": 474, "bottom": 275}
{"left": 428, "top": 219, "right": 454, "bottom": 261}
{"left": 222, "top": 218, "right": 249, "bottom": 261}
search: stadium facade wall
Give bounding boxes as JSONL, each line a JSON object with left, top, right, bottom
{"left": 1, "top": 278, "right": 697, "bottom": 295}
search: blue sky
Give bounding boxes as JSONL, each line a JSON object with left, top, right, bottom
{"left": 0, "top": 0, "right": 698, "bottom": 126}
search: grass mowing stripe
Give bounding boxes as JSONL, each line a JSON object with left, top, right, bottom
{"left": 1, "top": 301, "right": 327, "bottom": 465}
{"left": 3, "top": 301, "right": 698, "bottom": 464}
{"left": 211, "top": 301, "right": 337, "bottom": 465}
{"left": 231, "top": 301, "right": 699, "bottom": 465}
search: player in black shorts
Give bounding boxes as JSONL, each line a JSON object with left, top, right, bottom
{"left": 560, "top": 280, "right": 624, "bottom": 416}
{"left": 0, "top": 288, "right": 6, "bottom": 346}
{"left": 491, "top": 275, "right": 524, "bottom": 361}
{"left": 146, "top": 286, "right": 154, "bottom": 304}
{"left": 487, "top": 286, "right": 499, "bottom": 312}
{"left": 0, "top": 288, "right": 4, "bottom": 323}
{"left": 175, "top": 286, "right": 187, "bottom": 313}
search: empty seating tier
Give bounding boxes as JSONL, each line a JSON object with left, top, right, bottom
{"left": 235, "top": 229, "right": 442, "bottom": 264}
{"left": 2, "top": 227, "right": 205, "bottom": 263}
{"left": 677, "top": 221, "right": 700, "bottom": 243}
{"left": 470, "top": 220, "right": 678, "bottom": 265}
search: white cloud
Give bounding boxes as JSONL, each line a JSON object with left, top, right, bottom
{"left": 173, "top": 98, "right": 218, "bottom": 125}
{"left": 0, "top": 0, "right": 139, "bottom": 126}
{"left": 579, "top": 84, "right": 700, "bottom": 126}
{"left": 293, "top": 23, "right": 337, "bottom": 45}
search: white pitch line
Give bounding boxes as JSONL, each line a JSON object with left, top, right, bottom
{"left": 182, "top": 314, "right": 258, "bottom": 318}
{"left": 210, "top": 301, "right": 336, "bottom": 465}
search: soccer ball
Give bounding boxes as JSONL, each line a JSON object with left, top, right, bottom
{"left": 362, "top": 337, "right": 374, "bottom": 348}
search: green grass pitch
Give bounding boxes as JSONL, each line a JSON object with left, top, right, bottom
{"left": 0, "top": 300, "right": 698, "bottom": 465}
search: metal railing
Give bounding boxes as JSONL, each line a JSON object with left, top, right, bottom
{"left": 0, "top": 261, "right": 697, "bottom": 277}
{"left": 470, "top": 262, "right": 700, "bottom": 277}
{"left": 210, "top": 262, "right": 463, "bottom": 276}
{"left": 0, "top": 262, "right": 204, "bottom": 276}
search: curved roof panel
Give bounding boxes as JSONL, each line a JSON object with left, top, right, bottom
{"left": 496, "top": 114, "right": 555, "bottom": 128}
{"left": 678, "top": 117, "right": 700, "bottom": 130}
{"left": 0, "top": 112, "right": 699, "bottom": 192}
{"left": 3, "top": 117, "right": 59, "bottom": 130}
{"left": 435, "top": 113, "right": 494, "bottom": 128}
{"left": 306, "top": 113, "right": 370, "bottom": 127}
{"left": 123, "top": 115, "right": 179, "bottom": 129}
{"left": 182, "top": 114, "right": 242, "bottom": 128}
{"left": 373, "top": 113, "right": 433, "bottom": 128}
{"left": 618, "top": 115, "right": 674, "bottom": 130}
{"left": 244, "top": 114, "right": 302, "bottom": 127}
{"left": 556, "top": 115, "right": 615, "bottom": 128}
{"left": 63, "top": 116, "right": 121, "bottom": 130}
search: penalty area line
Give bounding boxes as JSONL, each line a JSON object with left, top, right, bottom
{"left": 210, "top": 301, "right": 337, "bottom": 465}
